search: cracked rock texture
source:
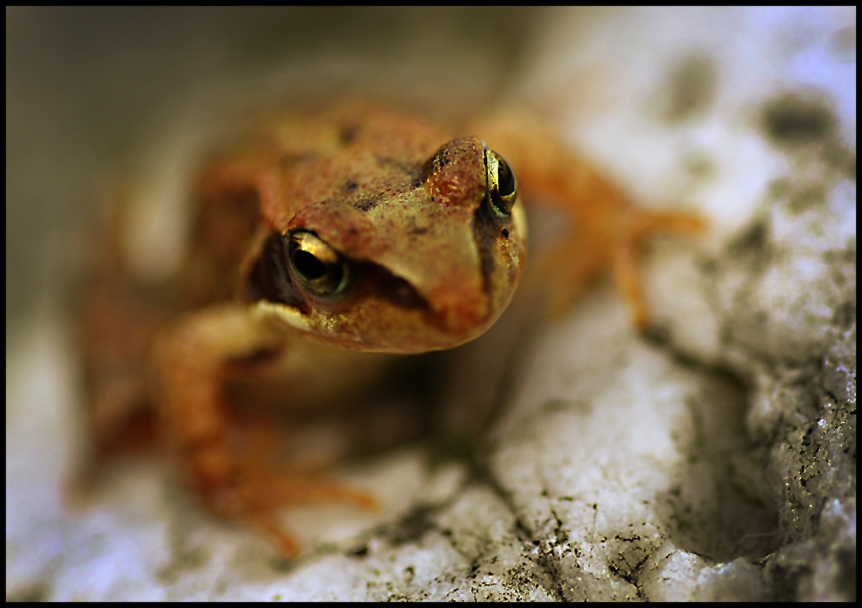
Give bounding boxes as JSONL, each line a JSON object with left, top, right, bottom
{"left": 6, "top": 6, "right": 855, "bottom": 601}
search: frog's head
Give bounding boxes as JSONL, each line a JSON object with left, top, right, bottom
{"left": 247, "top": 135, "right": 526, "bottom": 353}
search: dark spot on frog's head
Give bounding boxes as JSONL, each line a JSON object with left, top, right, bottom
{"left": 370, "top": 156, "right": 426, "bottom": 188}
{"left": 501, "top": 228, "right": 509, "bottom": 238}
{"left": 405, "top": 216, "right": 428, "bottom": 236}
{"left": 408, "top": 162, "right": 425, "bottom": 188}
{"left": 417, "top": 147, "right": 454, "bottom": 184}
{"left": 385, "top": 275, "right": 426, "bottom": 310}
{"left": 352, "top": 197, "right": 377, "bottom": 212}
{"left": 760, "top": 92, "right": 837, "bottom": 149}
{"left": 343, "top": 180, "right": 359, "bottom": 192}
{"left": 339, "top": 123, "right": 360, "bottom": 146}
{"left": 660, "top": 51, "right": 717, "bottom": 123}
{"left": 418, "top": 157, "right": 434, "bottom": 184}
{"left": 280, "top": 150, "right": 316, "bottom": 169}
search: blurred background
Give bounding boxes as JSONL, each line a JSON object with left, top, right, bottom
{"left": 7, "top": 7, "right": 856, "bottom": 601}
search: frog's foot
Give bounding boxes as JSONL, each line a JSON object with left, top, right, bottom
{"left": 152, "top": 305, "right": 376, "bottom": 557}
{"left": 190, "top": 448, "right": 376, "bottom": 558}
{"left": 611, "top": 208, "right": 705, "bottom": 329}
{"left": 539, "top": 206, "right": 704, "bottom": 327}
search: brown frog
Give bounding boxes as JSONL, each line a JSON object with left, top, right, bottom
{"left": 77, "top": 100, "right": 703, "bottom": 556}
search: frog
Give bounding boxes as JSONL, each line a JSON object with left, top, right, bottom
{"left": 77, "top": 99, "right": 703, "bottom": 557}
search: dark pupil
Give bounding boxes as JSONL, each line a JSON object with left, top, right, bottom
{"left": 497, "top": 160, "right": 515, "bottom": 197}
{"left": 293, "top": 250, "right": 328, "bottom": 280}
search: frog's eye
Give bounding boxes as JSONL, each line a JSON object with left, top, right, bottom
{"left": 484, "top": 148, "right": 518, "bottom": 219}
{"left": 286, "top": 230, "right": 350, "bottom": 298}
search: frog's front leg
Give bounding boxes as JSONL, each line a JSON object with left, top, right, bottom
{"left": 474, "top": 110, "right": 704, "bottom": 328}
{"left": 151, "top": 303, "right": 374, "bottom": 557}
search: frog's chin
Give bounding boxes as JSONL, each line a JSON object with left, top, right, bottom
{"left": 255, "top": 294, "right": 514, "bottom": 354}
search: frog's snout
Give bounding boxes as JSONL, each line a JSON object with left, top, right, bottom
{"left": 422, "top": 279, "right": 492, "bottom": 340}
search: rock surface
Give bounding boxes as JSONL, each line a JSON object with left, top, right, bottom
{"left": 7, "top": 6, "right": 855, "bottom": 601}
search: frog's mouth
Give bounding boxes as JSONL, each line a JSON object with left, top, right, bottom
{"left": 251, "top": 246, "right": 517, "bottom": 354}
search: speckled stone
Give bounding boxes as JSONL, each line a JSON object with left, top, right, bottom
{"left": 6, "top": 6, "right": 854, "bottom": 602}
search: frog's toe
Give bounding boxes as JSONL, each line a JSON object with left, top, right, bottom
{"left": 250, "top": 475, "right": 377, "bottom": 511}
{"left": 612, "top": 207, "right": 706, "bottom": 328}
{"left": 200, "top": 468, "right": 376, "bottom": 558}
